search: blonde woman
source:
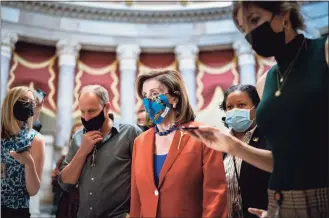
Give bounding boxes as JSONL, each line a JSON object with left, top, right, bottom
{"left": 1, "top": 86, "right": 45, "bottom": 218}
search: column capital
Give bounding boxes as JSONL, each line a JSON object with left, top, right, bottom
{"left": 175, "top": 44, "right": 199, "bottom": 60}
{"left": 116, "top": 44, "right": 141, "bottom": 60}
{"left": 1, "top": 31, "right": 18, "bottom": 58}
{"left": 233, "top": 38, "right": 253, "bottom": 56}
{"left": 175, "top": 44, "right": 199, "bottom": 72}
{"left": 56, "top": 40, "right": 81, "bottom": 66}
{"left": 1, "top": 31, "right": 18, "bottom": 48}
{"left": 233, "top": 38, "right": 255, "bottom": 66}
{"left": 116, "top": 44, "right": 141, "bottom": 72}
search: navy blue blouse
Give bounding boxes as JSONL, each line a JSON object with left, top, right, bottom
{"left": 154, "top": 154, "right": 167, "bottom": 187}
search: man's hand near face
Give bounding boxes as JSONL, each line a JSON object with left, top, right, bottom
{"left": 78, "top": 131, "right": 103, "bottom": 157}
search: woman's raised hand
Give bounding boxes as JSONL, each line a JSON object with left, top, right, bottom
{"left": 248, "top": 208, "right": 268, "bottom": 218}
{"left": 185, "top": 125, "right": 240, "bottom": 155}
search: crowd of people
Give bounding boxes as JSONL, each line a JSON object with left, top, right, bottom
{"left": 1, "top": 1, "right": 328, "bottom": 218}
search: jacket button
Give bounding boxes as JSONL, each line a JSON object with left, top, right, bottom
{"left": 154, "top": 190, "right": 159, "bottom": 196}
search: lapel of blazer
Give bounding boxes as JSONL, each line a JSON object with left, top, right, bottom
{"left": 240, "top": 127, "right": 261, "bottom": 187}
{"left": 158, "top": 130, "right": 190, "bottom": 189}
{"left": 143, "top": 128, "right": 157, "bottom": 188}
{"left": 249, "top": 127, "right": 261, "bottom": 149}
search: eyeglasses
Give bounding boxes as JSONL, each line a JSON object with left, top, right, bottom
{"left": 144, "top": 94, "right": 169, "bottom": 107}
{"left": 17, "top": 99, "right": 37, "bottom": 108}
{"left": 143, "top": 91, "right": 170, "bottom": 99}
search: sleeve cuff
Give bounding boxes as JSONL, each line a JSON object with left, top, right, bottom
{"left": 57, "top": 173, "right": 76, "bottom": 192}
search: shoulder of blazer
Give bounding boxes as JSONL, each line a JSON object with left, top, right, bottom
{"left": 134, "top": 128, "right": 153, "bottom": 144}
{"left": 248, "top": 127, "right": 267, "bottom": 150}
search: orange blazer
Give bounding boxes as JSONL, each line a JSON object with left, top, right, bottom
{"left": 130, "top": 122, "right": 228, "bottom": 218}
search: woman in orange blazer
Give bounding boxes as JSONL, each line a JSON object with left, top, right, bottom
{"left": 131, "top": 69, "right": 227, "bottom": 218}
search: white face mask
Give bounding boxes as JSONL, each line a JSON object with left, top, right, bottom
{"left": 225, "top": 106, "right": 255, "bottom": 132}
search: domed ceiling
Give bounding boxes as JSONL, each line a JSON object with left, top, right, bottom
{"left": 2, "top": 0, "right": 233, "bottom": 23}
{"left": 1, "top": 1, "right": 327, "bottom": 52}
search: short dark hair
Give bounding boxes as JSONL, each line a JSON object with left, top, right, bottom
{"left": 219, "top": 85, "right": 260, "bottom": 111}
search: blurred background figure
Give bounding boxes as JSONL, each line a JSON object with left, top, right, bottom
{"left": 136, "top": 108, "right": 149, "bottom": 132}
{"left": 51, "top": 122, "right": 83, "bottom": 218}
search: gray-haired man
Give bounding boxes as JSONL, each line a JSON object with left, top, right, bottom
{"left": 58, "top": 85, "right": 142, "bottom": 218}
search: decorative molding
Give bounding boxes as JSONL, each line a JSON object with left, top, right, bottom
{"left": 116, "top": 44, "right": 141, "bottom": 61}
{"left": 196, "top": 59, "right": 238, "bottom": 111}
{"left": 56, "top": 40, "right": 81, "bottom": 67}
{"left": 2, "top": 1, "right": 233, "bottom": 23}
{"left": 1, "top": 2, "right": 326, "bottom": 53}
{"left": 7, "top": 53, "right": 58, "bottom": 116}
{"left": 175, "top": 44, "right": 199, "bottom": 71}
{"left": 175, "top": 44, "right": 199, "bottom": 59}
{"left": 1, "top": 31, "right": 18, "bottom": 48}
{"left": 72, "top": 60, "right": 119, "bottom": 118}
{"left": 1, "top": 31, "right": 18, "bottom": 58}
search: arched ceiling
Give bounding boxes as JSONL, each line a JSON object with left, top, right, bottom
{"left": 1, "top": 1, "right": 327, "bottom": 52}
{"left": 2, "top": 1, "right": 233, "bottom": 23}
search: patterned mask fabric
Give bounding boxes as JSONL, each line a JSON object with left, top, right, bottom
{"left": 143, "top": 94, "right": 172, "bottom": 124}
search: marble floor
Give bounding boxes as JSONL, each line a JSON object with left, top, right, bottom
{"left": 31, "top": 205, "right": 55, "bottom": 218}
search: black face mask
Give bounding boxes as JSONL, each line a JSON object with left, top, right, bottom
{"left": 245, "top": 15, "right": 285, "bottom": 57}
{"left": 81, "top": 109, "right": 105, "bottom": 132}
{"left": 13, "top": 101, "right": 34, "bottom": 122}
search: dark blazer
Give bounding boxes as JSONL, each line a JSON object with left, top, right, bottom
{"left": 225, "top": 127, "right": 271, "bottom": 218}
{"left": 240, "top": 127, "right": 271, "bottom": 218}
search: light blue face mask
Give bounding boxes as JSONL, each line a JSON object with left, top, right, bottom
{"left": 225, "top": 106, "right": 255, "bottom": 132}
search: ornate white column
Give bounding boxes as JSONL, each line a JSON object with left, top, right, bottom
{"left": 116, "top": 44, "right": 140, "bottom": 124}
{"left": 233, "top": 38, "right": 256, "bottom": 85}
{"left": 1, "top": 31, "right": 18, "bottom": 105}
{"left": 55, "top": 40, "right": 81, "bottom": 147}
{"left": 175, "top": 44, "right": 199, "bottom": 109}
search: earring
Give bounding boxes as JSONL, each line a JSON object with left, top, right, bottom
{"left": 283, "top": 20, "right": 288, "bottom": 30}
{"left": 172, "top": 99, "right": 177, "bottom": 108}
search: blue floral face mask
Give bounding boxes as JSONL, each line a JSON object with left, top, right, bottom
{"left": 143, "top": 94, "right": 171, "bottom": 124}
